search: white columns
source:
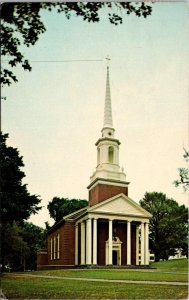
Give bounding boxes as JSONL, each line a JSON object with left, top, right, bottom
{"left": 81, "top": 222, "right": 85, "bottom": 265}
{"left": 75, "top": 224, "right": 78, "bottom": 265}
{"left": 136, "top": 225, "right": 139, "bottom": 265}
{"left": 93, "top": 218, "right": 97, "bottom": 264}
{"left": 127, "top": 221, "right": 131, "bottom": 265}
{"left": 108, "top": 219, "right": 113, "bottom": 265}
{"left": 144, "top": 222, "right": 149, "bottom": 265}
{"left": 140, "top": 222, "right": 145, "bottom": 265}
{"left": 86, "top": 218, "right": 92, "bottom": 264}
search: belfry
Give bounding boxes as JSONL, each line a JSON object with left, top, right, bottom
{"left": 37, "top": 66, "right": 151, "bottom": 269}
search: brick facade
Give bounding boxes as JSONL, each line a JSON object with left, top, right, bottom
{"left": 37, "top": 249, "right": 48, "bottom": 266}
{"left": 89, "top": 183, "right": 128, "bottom": 207}
{"left": 47, "top": 221, "right": 75, "bottom": 266}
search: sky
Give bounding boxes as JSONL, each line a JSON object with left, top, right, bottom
{"left": 2, "top": 2, "right": 189, "bottom": 228}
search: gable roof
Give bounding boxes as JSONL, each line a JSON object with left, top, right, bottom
{"left": 88, "top": 193, "right": 152, "bottom": 218}
{"left": 48, "top": 193, "right": 151, "bottom": 233}
{"left": 48, "top": 206, "right": 88, "bottom": 233}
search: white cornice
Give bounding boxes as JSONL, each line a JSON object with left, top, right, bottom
{"left": 87, "top": 177, "right": 129, "bottom": 190}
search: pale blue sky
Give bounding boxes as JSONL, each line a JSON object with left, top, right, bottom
{"left": 2, "top": 2, "right": 188, "bottom": 227}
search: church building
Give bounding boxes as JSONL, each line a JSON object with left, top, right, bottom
{"left": 37, "top": 66, "right": 151, "bottom": 269}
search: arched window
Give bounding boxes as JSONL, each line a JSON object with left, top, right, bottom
{"left": 108, "top": 146, "right": 114, "bottom": 163}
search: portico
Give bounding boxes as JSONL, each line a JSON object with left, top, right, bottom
{"left": 74, "top": 194, "right": 151, "bottom": 266}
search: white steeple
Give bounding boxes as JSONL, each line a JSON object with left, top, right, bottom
{"left": 89, "top": 65, "right": 126, "bottom": 184}
{"left": 103, "top": 66, "right": 113, "bottom": 129}
{"left": 101, "top": 66, "right": 115, "bottom": 139}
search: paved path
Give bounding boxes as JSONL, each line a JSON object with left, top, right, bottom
{"left": 12, "top": 273, "right": 188, "bottom": 286}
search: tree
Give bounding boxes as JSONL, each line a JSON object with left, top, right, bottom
{"left": 1, "top": 132, "right": 41, "bottom": 225}
{"left": 1, "top": 2, "right": 152, "bottom": 86}
{"left": 140, "top": 192, "right": 188, "bottom": 262}
{"left": 48, "top": 197, "right": 88, "bottom": 223}
{"left": 173, "top": 148, "right": 189, "bottom": 191}
{"left": 0, "top": 132, "right": 42, "bottom": 271}
{"left": 21, "top": 222, "right": 47, "bottom": 270}
{"left": 2, "top": 222, "right": 46, "bottom": 271}
{"left": 1, "top": 222, "right": 29, "bottom": 272}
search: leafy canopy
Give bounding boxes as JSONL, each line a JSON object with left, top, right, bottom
{"left": 2, "top": 221, "right": 46, "bottom": 271}
{"left": 140, "top": 192, "right": 188, "bottom": 261}
{"left": 1, "top": 132, "right": 41, "bottom": 225}
{"left": 1, "top": 2, "right": 152, "bottom": 86}
{"left": 48, "top": 197, "right": 88, "bottom": 223}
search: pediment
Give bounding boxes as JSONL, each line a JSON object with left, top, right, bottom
{"left": 88, "top": 193, "right": 151, "bottom": 218}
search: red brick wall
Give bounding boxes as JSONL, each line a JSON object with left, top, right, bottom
{"left": 97, "top": 221, "right": 136, "bottom": 266}
{"left": 131, "top": 224, "right": 136, "bottom": 265}
{"left": 37, "top": 250, "right": 48, "bottom": 266}
{"left": 89, "top": 184, "right": 128, "bottom": 207}
{"left": 97, "top": 221, "right": 108, "bottom": 265}
{"left": 115, "top": 223, "right": 127, "bottom": 265}
{"left": 63, "top": 222, "right": 75, "bottom": 265}
{"left": 47, "top": 222, "right": 75, "bottom": 266}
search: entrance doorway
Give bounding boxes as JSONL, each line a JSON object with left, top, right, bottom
{"left": 105, "top": 237, "right": 122, "bottom": 265}
{"left": 113, "top": 250, "right": 118, "bottom": 265}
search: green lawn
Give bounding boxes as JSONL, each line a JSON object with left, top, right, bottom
{"left": 31, "top": 268, "right": 187, "bottom": 282}
{"left": 151, "top": 258, "right": 188, "bottom": 271}
{"left": 2, "top": 276, "right": 188, "bottom": 299}
{"left": 1, "top": 259, "right": 188, "bottom": 299}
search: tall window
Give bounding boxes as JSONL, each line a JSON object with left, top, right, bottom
{"left": 57, "top": 234, "right": 60, "bottom": 259}
{"left": 53, "top": 236, "right": 56, "bottom": 260}
{"left": 50, "top": 238, "right": 53, "bottom": 260}
{"left": 108, "top": 146, "right": 114, "bottom": 163}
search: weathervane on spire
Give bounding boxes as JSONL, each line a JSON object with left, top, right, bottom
{"left": 105, "top": 55, "right": 111, "bottom": 68}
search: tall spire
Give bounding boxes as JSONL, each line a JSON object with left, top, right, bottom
{"left": 103, "top": 65, "right": 113, "bottom": 129}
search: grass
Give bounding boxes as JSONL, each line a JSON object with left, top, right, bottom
{"left": 1, "top": 259, "right": 188, "bottom": 299}
{"left": 30, "top": 268, "right": 188, "bottom": 282}
{"left": 2, "top": 276, "right": 188, "bottom": 299}
{"left": 150, "top": 258, "right": 188, "bottom": 271}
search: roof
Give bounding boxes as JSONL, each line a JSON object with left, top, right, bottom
{"left": 48, "top": 193, "right": 151, "bottom": 234}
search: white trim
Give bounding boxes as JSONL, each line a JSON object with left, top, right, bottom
{"left": 88, "top": 193, "right": 152, "bottom": 218}
{"left": 106, "top": 237, "right": 122, "bottom": 266}
{"left": 144, "top": 223, "right": 149, "bottom": 265}
{"left": 127, "top": 221, "right": 131, "bottom": 265}
{"left": 136, "top": 225, "right": 139, "bottom": 265}
{"left": 93, "top": 219, "right": 97, "bottom": 264}
{"left": 88, "top": 179, "right": 128, "bottom": 190}
{"left": 108, "top": 220, "right": 113, "bottom": 265}
{"left": 140, "top": 223, "right": 145, "bottom": 265}
{"left": 81, "top": 222, "right": 85, "bottom": 264}
{"left": 86, "top": 218, "right": 92, "bottom": 264}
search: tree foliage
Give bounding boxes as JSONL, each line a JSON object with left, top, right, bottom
{"left": 1, "top": 2, "right": 152, "bottom": 86}
{"left": 173, "top": 148, "right": 189, "bottom": 191}
{"left": 2, "top": 222, "right": 46, "bottom": 271}
{"left": 0, "top": 132, "right": 43, "bottom": 271}
{"left": 48, "top": 197, "right": 88, "bottom": 223}
{"left": 1, "top": 132, "right": 41, "bottom": 225}
{"left": 21, "top": 222, "right": 47, "bottom": 270}
{"left": 140, "top": 192, "right": 188, "bottom": 261}
{"left": 1, "top": 222, "right": 29, "bottom": 272}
